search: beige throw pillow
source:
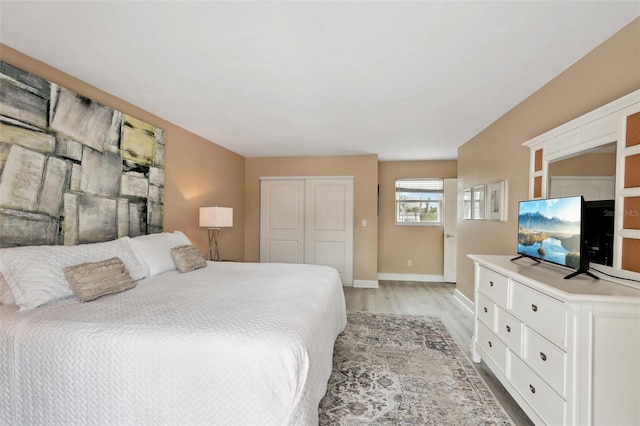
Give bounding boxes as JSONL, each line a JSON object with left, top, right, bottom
{"left": 64, "top": 257, "right": 136, "bottom": 302}
{"left": 171, "top": 245, "right": 207, "bottom": 273}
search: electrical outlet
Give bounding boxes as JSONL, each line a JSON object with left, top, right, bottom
{"left": 407, "top": 259, "right": 412, "bottom": 267}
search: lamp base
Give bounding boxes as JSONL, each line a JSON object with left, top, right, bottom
{"left": 207, "top": 228, "right": 221, "bottom": 261}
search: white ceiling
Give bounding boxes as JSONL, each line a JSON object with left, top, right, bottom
{"left": 1, "top": 1, "right": 638, "bottom": 160}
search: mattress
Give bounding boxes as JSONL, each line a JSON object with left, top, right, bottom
{"left": 0, "top": 261, "right": 346, "bottom": 426}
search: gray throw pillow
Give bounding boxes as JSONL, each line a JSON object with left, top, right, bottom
{"left": 171, "top": 245, "right": 207, "bottom": 273}
{"left": 64, "top": 257, "right": 136, "bottom": 302}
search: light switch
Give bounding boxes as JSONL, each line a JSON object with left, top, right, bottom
{"left": 361, "top": 219, "right": 367, "bottom": 228}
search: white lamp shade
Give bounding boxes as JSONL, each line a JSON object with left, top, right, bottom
{"left": 199, "top": 206, "right": 233, "bottom": 228}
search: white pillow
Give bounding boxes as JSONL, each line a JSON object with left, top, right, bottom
{"left": 0, "top": 274, "right": 15, "bottom": 305}
{"left": 0, "top": 237, "right": 149, "bottom": 311}
{"left": 128, "top": 231, "right": 192, "bottom": 276}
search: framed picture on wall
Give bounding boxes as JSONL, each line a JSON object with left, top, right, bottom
{"left": 473, "top": 185, "right": 485, "bottom": 219}
{"left": 488, "top": 180, "right": 507, "bottom": 221}
{"left": 462, "top": 188, "right": 472, "bottom": 219}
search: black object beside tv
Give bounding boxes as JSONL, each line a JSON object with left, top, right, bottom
{"left": 584, "top": 200, "right": 615, "bottom": 267}
{"left": 511, "top": 196, "right": 598, "bottom": 280}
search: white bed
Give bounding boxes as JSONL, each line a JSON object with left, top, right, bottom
{"left": 0, "top": 260, "right": 346, "bottom": 425}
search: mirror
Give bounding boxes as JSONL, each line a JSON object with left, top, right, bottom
{"left": 547, "top": 143, "right": 617, "bottom": 269}
{"left": 525, "top": 91, "right": 640, "bottom": 279}
{"left": 547, "top": 142, "right": 616, "bottom": 201}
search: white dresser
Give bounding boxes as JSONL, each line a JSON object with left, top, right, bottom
{"left": 469, "top": 255, "right": 640, "bottom": 426}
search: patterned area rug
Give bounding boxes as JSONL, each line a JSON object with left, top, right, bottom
{"left": 319, "top": 311, "right": 513, "bottom": 425}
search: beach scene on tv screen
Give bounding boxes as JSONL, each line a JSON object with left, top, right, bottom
{"left": 518, "top": 197, "right": 582, "bottom": 268}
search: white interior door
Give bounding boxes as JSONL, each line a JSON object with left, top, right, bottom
{"left": 304, "top": 179, "right": 354, "bottom": 285}
{"left": 443, "top": 178, "right": 458, "bottom": 283}
{"left": 260, "top": 177, "right": 354, "bottom": 285}
{"left": 260, "top": 179, "right": 304, "bottom": 263}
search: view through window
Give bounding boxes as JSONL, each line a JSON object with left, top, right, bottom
{"left": 395, "top": 179, "right": 443, "bottom": 225}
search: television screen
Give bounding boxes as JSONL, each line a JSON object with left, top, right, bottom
{"left": 517, "top": 196, "right": 584, "bottom": 270}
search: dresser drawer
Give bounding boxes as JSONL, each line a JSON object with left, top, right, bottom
{"left": 524, "top": 327, "right": 566, "bottom": 397}
{"left": 496, "top": 307, "right": 523, "bottom": 355}
{"left": 511, "top": 281, "right": 566, "bottom": 347}
{"left": 476, "top": 321, "right": 507, "bottom": 375}
{"left": 509, "top": 352, "right": 566, "bottom": 426}
{"left": 478, "top": 266, "right": 508, "bottom": 306}
{"left": 476, "top": 293, "right": 496, "bottom": 329}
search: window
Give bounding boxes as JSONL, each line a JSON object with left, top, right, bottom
{"left": 395, "top": 178, "right": 443, "bottom": 226}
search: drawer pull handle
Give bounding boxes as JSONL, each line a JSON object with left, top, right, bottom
{"left": 540, "top": 352, "right": 547, "bottom": 362}
{"left": 483, "top": 307, "right": 488, "bottom": 313}
{"left": 489, "top": 281, "right": 494, "bottom": 287}
{"left": 531, "top": 304, "right": 538, "bottom": 312}
{"left": 529, "top": 384, "right": 536, "bottom": 394}
{"left": 488, "top": 341, "right": 493, "bottom": 348}
{"left": 506, "top": 325, "right": 511, "bottom": 333}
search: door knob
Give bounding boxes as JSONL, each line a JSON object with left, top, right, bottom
{"left": 445, "top": 234, "right": 455, "bottom": 238}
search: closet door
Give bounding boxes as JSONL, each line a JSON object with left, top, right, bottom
{"left": 549, "top": 176, "right": 615, "bottom": 200}
{"left": 260, "top": 179, "right": 305, "bottom": 263}
{"left": 259, "top": 177, "right": 354, "bottom": 285}
{"left": 304, "top": 178, "right": 354, "bottom": 285}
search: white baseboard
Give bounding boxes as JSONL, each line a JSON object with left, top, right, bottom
{"left": 454, "top": 289, "right": 474, "bottom": 314}
{"left": 353, "top": 279, "right": 379, "bottom": 289}
{"left": 377, "top": 273, "right": 444, "bottom": 282}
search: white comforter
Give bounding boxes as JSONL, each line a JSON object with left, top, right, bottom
{"left": 0, "top": 262, "right": 346, "bottom": 426}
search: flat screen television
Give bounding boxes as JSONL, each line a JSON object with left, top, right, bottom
{"left": 512, "top": 196, "right": 597, "bottom": 279}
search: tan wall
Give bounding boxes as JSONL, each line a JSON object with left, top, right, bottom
{"left": 548, "top": 152, "right": 616, "bottom": 177}
{"left": 244, "top": 155, "right": 378, "bottom": 281}
{"left": 456, "top": 18, "right": 640, "bottom": 301}
{"left": 0, "top": 44, "right": 246, "bottom": 260}
{"left": 378, "top": 161, "right": 457, "bottom": 275}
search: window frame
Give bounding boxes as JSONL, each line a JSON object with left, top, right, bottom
{"left": 394, "top": 178, "right": 444, "bottom": 227}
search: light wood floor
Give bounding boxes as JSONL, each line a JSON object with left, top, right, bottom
{"left": 343, "top": 280, "right": 534, "bottom": 426}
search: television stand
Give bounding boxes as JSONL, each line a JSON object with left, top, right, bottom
{"left": 468, "top": 254, "right": 640, "bottom": 426}
{"left": 564, "top": 269, "right": 599, "bottom": 280}
{"left": 511, "top": 255, "right": 599, "bottom": 279}
{"left": 510, "top": 254, "right": 541, "bottom": 263}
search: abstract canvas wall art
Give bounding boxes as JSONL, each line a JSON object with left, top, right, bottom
{"left": 0, "top": 60, "right": 165, "bottom": 247}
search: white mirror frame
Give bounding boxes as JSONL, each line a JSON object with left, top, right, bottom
{"left": 523, "top": 89, "right": 640, "bottom": 285}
